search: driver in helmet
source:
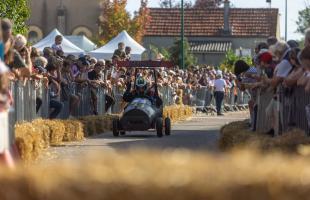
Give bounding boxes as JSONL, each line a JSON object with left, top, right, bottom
{"left": 123, "top": 76, "right": 162, "bottom": 107}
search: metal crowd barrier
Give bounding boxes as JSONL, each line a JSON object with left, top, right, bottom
{"left": 256, "top": 84, "right": 310, "bottom": 135}
{"left": 9, "top": 81, "right": 108, "bottom": 121}
{"left": 111, "top": 85, "right": 124, "bottom": 113}
{"left": 159, "top": 86, "right": 173, "bottom": 106}
{"left": 256, "top": 88, "right": 273, "bottom": 133}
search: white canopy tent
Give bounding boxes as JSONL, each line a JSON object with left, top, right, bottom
{"left": 65, "top": 35, "right": 97, "bottom": 52}
{"left": 33, "top": 29, "right": 84, "bottom": 56}
{"left": 90, "top": 30, "right": 145, "bottom": 60}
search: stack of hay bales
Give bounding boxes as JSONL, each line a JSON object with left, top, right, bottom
{"left": 219, "top": 120, "right": 310, "bottom": 153}
{"left": 163, "top": 105, "right": 193, "bottom": 122}
{"left": 14, "top": 114, "right": 120, "bottom": 162}
{"left": 77, "top": 114, "right": 119, "bottom": 136}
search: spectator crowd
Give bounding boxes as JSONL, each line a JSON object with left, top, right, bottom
{"left": 234, "top": 31, "right": 310, "bottom": 136}
{"left": 7, "top": 14, "right": 310, "bottom": 134}
{"left": 0, "top": 18, "right": 244, "bottom": 120}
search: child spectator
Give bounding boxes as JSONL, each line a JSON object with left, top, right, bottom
{"left": 52, "top": 35, "right": 63, "bottom": 53}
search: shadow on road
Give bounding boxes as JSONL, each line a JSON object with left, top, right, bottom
{"left": 88, "top": 128, "right": 221, "bottom": 152}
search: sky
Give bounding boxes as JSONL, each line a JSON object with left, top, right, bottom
{"left": 126, "top": 0, "right": 307, "bottom": 40}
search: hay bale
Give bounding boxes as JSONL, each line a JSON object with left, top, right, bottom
{"left": 32, "top": 119, "right": 51, "bottom": 148}
{"left": 15, "top": 122, "right": 45, "bottom": 161}
{"left": 62, "top": 120, "right": 84, "bottom": 142}
{"left": 44, "top": 120, "right": 66, "bottom": 145}
{"left": 219, "top": 121, "right": 310, "bottom": 153}
{"left": 78, "top": 116, "right": 97, "bottom": 136}
{"left": 163, "top": 105, "right": 193, "bottom": 123}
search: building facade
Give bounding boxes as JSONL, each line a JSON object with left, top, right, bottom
{"left": 143, "top": 4, "right": 280, "bottom": 66}
{"left": 27, "top": 0, "right": 102, "bottom": 44}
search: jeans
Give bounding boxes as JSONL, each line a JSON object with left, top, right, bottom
{"left": 252, "top": 104, "right": 258, "bottom": 131}
{"left": 214, "top": 91, "right": 224, "bottom": 114}
{"left": 36, "top": 97, "right": 42, "bottom": 113}
{"left": 105, "top": 94, "right": 115, "bottom": 112}
{"left": 49, "top": 99, "right": 63, "bottom": 119}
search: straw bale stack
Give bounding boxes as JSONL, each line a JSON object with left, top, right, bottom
{"left": 15, "top": 122, "right": 45, "bottom": 161}
{"left": 32, "top": 119, "right": 51, "bottom": 148}
{"left": 44, "top": 120, "right": 66, "bottom": 145}
{"left": 163, "top": 105, "right": 193, "bottom": 122}
{"left": 62, "top": 120, "right": 84, "bottom": 142}
{"left": 219, "top": 121, "right": 310, "bottom": 153}
{"left": 2, "top": 149, "right": 310, "bottom": 199}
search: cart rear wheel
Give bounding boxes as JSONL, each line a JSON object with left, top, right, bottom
{"left": 156, "top": 117, "right": 163, "bottom": 137}
{"left": 165, "top": 117, "right": 171, "bottom": 136}
{"left": 112, "top": 119, "right": 120, "bottom": 137}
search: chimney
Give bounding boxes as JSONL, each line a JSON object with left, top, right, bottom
{"left": 223, "top": 0, "right": 231, "bottom": 35}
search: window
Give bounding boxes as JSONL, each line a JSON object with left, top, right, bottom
{"left": 27, "top": 26, "right": 43, "bottom": 44}
{"left": 72, "top": 26, "right": 93, "bottom": 38}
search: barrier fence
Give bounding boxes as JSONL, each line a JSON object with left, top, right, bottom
{"left": 2, "top": 80, "right": 251, "bottom": 153}
{"left": 256, "top": 84, "right": 310, "bottom": 135}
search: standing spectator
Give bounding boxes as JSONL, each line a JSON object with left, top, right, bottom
{"left": 2, "top": 19, "right": 30, "bottom": 79}
{"left": 88, "top": 63, "right": 115, "bottom": 114}
{"left": 267, "top": 36, "right": 278, "bottom": 48}
{"left": 51, "top": 35, "right": 63, "bottom": 53}
{"left": 0, "top": 61, "right": 12, "bottom": 112}
{"left": 112, "top": 42, "right": 126, "bottom": 61}
{"left": 43, "top": 47, "right": 54, "bottom": 60}
{"left": 125, "top": 46, "right": 131, "bottom": 61}
{"left": 61, "top": 60, "right": 80, "bottom": 117}
{"left": 46, "top": 57, "right": 63, "bottom": 119}
{"left": 214, "top": 73, "right": 226, "bottom": 116}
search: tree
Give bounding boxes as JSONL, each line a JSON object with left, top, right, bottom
{"left": 98, "top": 0, "right": 150, "bottom": 44}
{"left": 159, "top": 0, "right": 193, "bottom": 8}
{"left": 194, "top": 0, "right": 223, "bottom": 8}
{"left": 169, "top": 38, "right": 197, "bottom": 68}
{"left": 296, "top": 1, "right": 310, "bottom": 34}
{"left": 220, "top": 50, "right": 252, "bottom": 72}
{"left": 0, "top": 0, "right": 30, "bottom": 35}
{"left": 129, "top": 0, "right": 151, "bottom": 43}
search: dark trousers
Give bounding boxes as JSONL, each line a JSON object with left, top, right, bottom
{"left": 214, "top": 91, "right": 224, "bottom": 114}
{"left": 49, "top": 99, "right": 63, "bottom": 119}
{"left": 253, "top": 104, "right": 258, "bottom": 131}
{"left": 105, "top": 94, "right": 115, "bottom": 112}
{"left": 36, "top": 97, "right": 42, "bottom": 113}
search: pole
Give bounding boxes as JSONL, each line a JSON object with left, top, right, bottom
{"left": 285, "top": 0, "right": 287, "bottom": 41}
{"left": 181, "top": 0, "right": 185, "bottom": 69}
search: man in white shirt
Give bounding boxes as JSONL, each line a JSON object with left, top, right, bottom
{"left": 214, "top": 73, "right": 227, "bottom": 116}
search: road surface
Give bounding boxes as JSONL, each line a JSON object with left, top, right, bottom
{"left": 40, "top": 112, "right": 249, "bottom": 162}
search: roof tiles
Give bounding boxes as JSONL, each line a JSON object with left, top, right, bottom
{"left": 145, "top": 8, "right": 278, "bottom": 37}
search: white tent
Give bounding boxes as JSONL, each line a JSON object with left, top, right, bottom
{"left": 90, "top": 30, "right": 145, "bottom": 60}
{"left": 65, "top": 35, "right": 97, "bottom": 52}
{"left": 33, "top": 29, "right": 84, "bottom": 56}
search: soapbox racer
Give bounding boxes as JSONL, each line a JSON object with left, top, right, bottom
{"left": 112, "top": 61, "right": 173, "bottom": 137}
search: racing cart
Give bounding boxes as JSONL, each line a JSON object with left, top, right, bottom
{"left": 112, "top": 60, "right": 173, "bottom": 137}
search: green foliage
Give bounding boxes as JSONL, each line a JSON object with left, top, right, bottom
{"left": 169, "top": 38, "right": 197, "bottom": 68}
{"left": 0, "top": 0, "right": 30, "bottom": 35}
{"left": 296, "top": 1, "right": 310, "bottom": 34}
{"left": 148, "top": 44, "right": 171, "bottom": 60}
{"left": 220, "top": 50, "right": 253, "bottom": 72}
{"left": 159, "top": 0, "right": 193, "bottom": 8}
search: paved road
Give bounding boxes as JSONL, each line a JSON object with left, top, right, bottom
{"left": 41, "top": 112, "right": 249, "bottom": 162}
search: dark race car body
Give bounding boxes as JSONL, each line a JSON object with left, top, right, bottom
{"left": 120, "top": 98, "right": 162, "bottom": 131}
